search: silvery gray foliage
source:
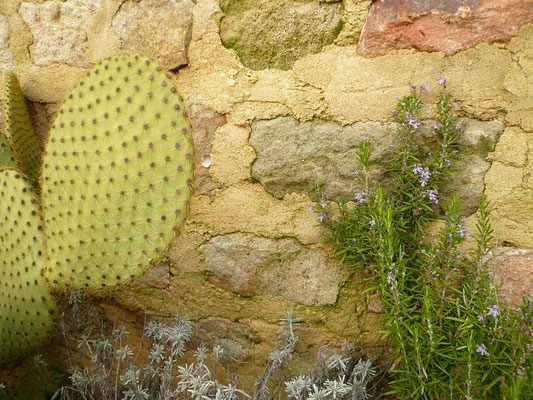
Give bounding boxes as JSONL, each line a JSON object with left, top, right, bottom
{"left": 52, "top": 312, "right": 375, "bottom": 400}
{"left": 254, "top": 311, "right": 300, "bottom": 400}
{"left": 284, "top": 344, "right": 375, "bottom": 400}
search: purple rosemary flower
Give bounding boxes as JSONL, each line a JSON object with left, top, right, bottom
{"left": 387, "top": 271, "right": 393, "bottom": 284}
{"left": 354, "top": 189, "right": 367, "bottom": 204}
{"left": 458, "top": 217, "right": 471, "bottom": 239}
{"left": 444, "top": 159, "right": 451, "bottom": 167}
{"left": 438, "top": 75, "right": 446, "bottom": 85}
{"left": 307, "top": 204, "right": 314, "bottom": 212}
{"left": 413, "top": 164, "right": 431, "bottom": 186}
{"left": 320, "top": 199, "right": 327, "bottom": 209}
{"left": 406, "top": 114, "right": 421, "bottom": 129}
{"left": 318, "top": 212, "right": 327, "bottom": 223}
{"left": 420, "top": 83, "right": 430, "bottom": 92}
{"left": 427, "top": 189, "right": 438, "bottom": 204}
{"left": 477, "top": 314, "right": 484, "bottom": 322}
{"left": 419, "top": 167, "right": 431, "bottom": 186}
{"left": 369, "top": 218, "right": 376, "bottom": 227}
{"left": 487, "top": 305, "right": 499, "bottom": 318}
{"left": 476, "top": 343, "right": 488, "bottom": 356}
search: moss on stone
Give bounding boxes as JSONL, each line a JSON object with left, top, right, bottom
{"left": 219, "top": 0, "right": 343, "bottom": 70}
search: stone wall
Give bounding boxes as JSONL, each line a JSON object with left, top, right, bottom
{"left": 0, "top": 0, "right": 532, "bottom": 390}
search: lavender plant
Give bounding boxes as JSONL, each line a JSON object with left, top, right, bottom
{"left": 284, "top": 346, "right": 375, "bottom": 400}
{"left": 316, "top": 83, "right": 533, "bottom": 399}
{"left": 49, "top": 312, "right": 377, "bottom": 400}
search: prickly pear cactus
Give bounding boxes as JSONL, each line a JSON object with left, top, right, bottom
{"left": 0, "top": 169, "right": 57, "bottom": 364}
{"left": 2, "top": 72, "right": 41, "bottom": 184}
{"left": 0, "top": 133, "right": 16, "bottom": 168}
{"left": 42, "top": 54, "right": 194, "bottom": 291}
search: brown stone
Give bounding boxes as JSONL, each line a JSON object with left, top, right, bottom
{"left": 192, "top": 318, "right": 257, "bottom": 361}
{"left": 0, "top": 13, "right": 15, "bottom": 73}
{"left": 250, "top": 116, "right": 503, "bottom": 215}
{"left": 492, "top": 247, "right": 533, "bottom": 306}
{"left": 358, "top": 0, "right": 533, "bottom": 58}
{"left": 19, "top": 0, "right": 101, "bottom": 67}
{"left": 187, "top": 104, "right": 227, "bottom": 196}
{"left": 111, "top": 0, "right": 194, "bottom": 70}
{"left": 137, "top": 259, "right": 171, "bottom": 290}
{"left": 367, "top": 292, "right": 384, "bottom": 313}
{"left": 220, "top": 0, "right": 343, "bottom": 70}
{"left": 198, "top": 233, "right": 346, "bottom": 305}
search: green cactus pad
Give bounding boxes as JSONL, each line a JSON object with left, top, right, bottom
{"left": 42, "top": 54, "right": 194, "bottom": 291}
{"left": 0, "top": 133, "right": 16, "bottom": 168}
{"left": 3, "top": 72, "right": 41, "bottom": 184}
{"left": 0, "top": 169, "right": 57, "bottom": 365}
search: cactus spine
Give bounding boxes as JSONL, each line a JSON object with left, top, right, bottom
{"left": 42, "top": 54, "right": 194, "bottom": 291}
{"left": 0, "top": 53, "right": 194, "bottom": 363}
{"left": 2, "top": 73, "right": 41, "bottom": 184}
{"left": 0, "top": 169, "right": 57, "bottom": 364}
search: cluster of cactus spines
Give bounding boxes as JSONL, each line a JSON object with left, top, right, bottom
{"left": 42, "top": 53, "right": 194, "bottom": 291}
{"left": 2, "top": 72, "right": 41, "bottom": 184}
{"left": 0, "top": 133, "right": 16, "bottom": 168}
{"left": 0, "top": 169, "right": 57, "bottom": 365}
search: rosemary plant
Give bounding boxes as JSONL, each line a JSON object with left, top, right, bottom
{"left": 315, "top": 83, "right": 533, "bottom": 399}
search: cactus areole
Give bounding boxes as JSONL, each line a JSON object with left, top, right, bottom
{"left": 42, "top": 54, "right": 194, "bottom": 291}
{"left": 0, "top": 169, "right": 57, "bottom": 364}
{"left": 3, "top": 72, "right": 41, "bottom": 185}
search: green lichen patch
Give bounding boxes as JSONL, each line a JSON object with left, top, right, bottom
{"left": 220, "top": 0, "right": 343, "bottom": 70}
{"left": 0, "top": 169, "right": 57, "bottom": 365}
{"left": 42, "top": 54, "right": 194, "bottom": 291}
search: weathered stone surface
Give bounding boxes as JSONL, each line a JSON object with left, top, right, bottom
{"left": 191, "top": 185, "right": 321, "bottom": 245}
{"left": 250, "top": 116, "right": 502, "bottom": 213}
{"left": 209, "top": 123, "right": 256, "bottom": 186}
{"left": 505, "top": 25, "right": 533, "bottom": 132}
{"left": 335, "top": 0, "right": 372, "bottom": 46}
{"left": 137, "top": 259, "right": 171, "bottom": 290}
{"left": 250, "top": 117, "right": 397, "bottom": 200}
{"left": 2, "top": 0, "right": 531, "bottom": 389}
{"left": 439, "top": 119, "right": 504, "bottom": 214}
{"left": 192, "top": 318, "right": 257, "bottom": 361}
{"left": 358, "top": 0, "right": 533, "bottom": 57}
{"left": 198, "top": 233, "right": 345, "bottom": 305}
{"left": 0, "top": 14, "right": 15, "bottom": 72}
{"left": 19, "top": 0, "right": 101, "bottom": 67}
{"left": 483, "top": 128, "right": 533, "bottom": 248}
{"left": 188, "top": 104, "right": 227, "bottom": 196}
{"left": 111, "top": 0, "right": 194, "bottom": 70}
{"left": 492, "top": 247, "right": 533, "bottom": 306}
{"left": 220, "top": 0, "right": 343, "bottom": 70}
{"left": 367, "top": 292, "right": 384, "bottom": 313}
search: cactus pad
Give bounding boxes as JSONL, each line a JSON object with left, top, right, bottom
{"left": 0, "top": 169, "right": 57, "bottom": 365}
{"left": 0, "top": 133, "right": 16, "bottom": 168}
{"left": 3, "top": 72, "right": 41, "bottom": 184}
{"left": 42, "top": 54, "right": 194, "bottom": 290}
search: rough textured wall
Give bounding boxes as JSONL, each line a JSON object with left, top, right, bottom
{"left": 0, "top": 0, "right": 532, "bottom": 390}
